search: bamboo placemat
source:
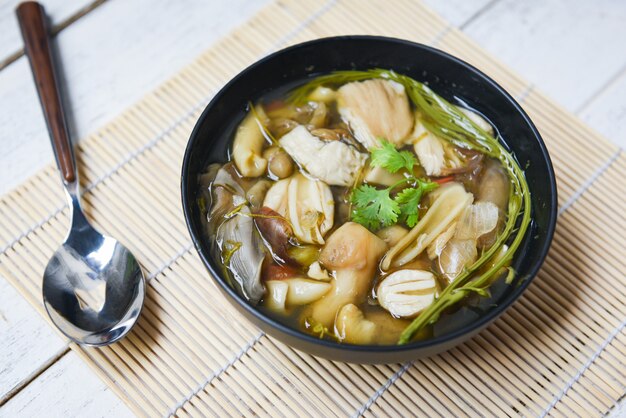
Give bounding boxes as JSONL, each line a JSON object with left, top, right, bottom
{"left": 2, "top": 0, "right": 625, "bottom": 416}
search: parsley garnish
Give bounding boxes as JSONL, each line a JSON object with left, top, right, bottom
{"left": 350, "top": 142, "right": 437, "bottom": 230}
{"left": 351, "top": 185, "right": 399, "bottom": 230}
{"left": 370, "top": 140, "right": 417, "bottom": 173}
{"left": 396, "top": 180, "right": 438, "bottom": 227}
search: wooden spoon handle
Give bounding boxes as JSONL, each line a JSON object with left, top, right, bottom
{"left": 17, "top": 1, "right": 76, "bottom": 184}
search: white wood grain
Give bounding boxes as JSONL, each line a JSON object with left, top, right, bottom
{"left": 462, "top": 0, "right": 626, "bottom": 113}
{"left": 0, "top": 0, "right": 268, "bottom": 196}
{"left": 579, "top": 69, "right": 626, "bottom": 148}
{"left": 0, "top": 351, "right": 134, "bottom": 418}
{"left": 422, "top": 0, "right": 494, "bottom": 27}
{"left": 0, "top": 0, "right": 97, "bottom": 64}
{"left": 0, "top": 278, "right": 66, "bottom": 402}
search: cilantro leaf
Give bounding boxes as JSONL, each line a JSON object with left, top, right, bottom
{"left": 370, "top": 140, "right": 418, "bottom": 173}
{"left": 395, "top": 180, "right": 439, "bottom": 227}
{"left": 351, "top": 184, "right": 399, "bottom": 230}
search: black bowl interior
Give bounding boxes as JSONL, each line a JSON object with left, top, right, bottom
{"left": 181, "top": 36, "right": 557, "bottom": 362}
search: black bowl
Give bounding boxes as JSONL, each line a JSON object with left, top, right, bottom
{"left": 181, "top": 36, "right": 557, "bottom": 363}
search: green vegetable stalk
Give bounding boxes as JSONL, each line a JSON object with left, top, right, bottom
{"left": 290, "top": 69, "right": 532, "bottom": 344}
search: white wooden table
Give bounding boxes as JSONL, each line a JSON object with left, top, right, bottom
{"left": 0, "top": 0, "right": 624, "bottom": 416}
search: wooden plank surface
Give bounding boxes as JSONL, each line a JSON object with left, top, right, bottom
{"left": 0, "top": 352, "right": 133, "bottom": 417}
{"left": 0, "top": 278, "right": 66, "bottom": 401}
{"left": 0, "top": 0, "right": 267, "bottom": 196}
{"left": 461, "top": 0, "right": 626, "bottom": 113}
{"left": 0, "top": 0, "right": 99, "bottom": 67}
{"left": 0, "top": 0, "right": 625, "bottom": 416}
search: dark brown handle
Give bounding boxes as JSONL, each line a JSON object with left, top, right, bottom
{"left": 17, "top": 2, "right": 76, "bottom": 184}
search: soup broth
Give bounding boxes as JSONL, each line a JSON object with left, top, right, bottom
{"left": 198, "top": 69, "right": 530, "bottom": 345}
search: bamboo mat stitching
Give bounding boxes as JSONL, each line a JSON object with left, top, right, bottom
{"left": 429, "top": 24, "right": 452, "bottom": 46}
{"left": 515, "top": 83, "right": 534, "bottom": 103}
{"left": 558, "top": 149, "right": 622, "bottom": 215}
{"left": 167, "top": 331, "right": 265, "bottom": 417}
{"left": 148, "top": 243, "right": 194, "bottom": 281}
{"left": 352, "top": 362, "right": 411, "bottom": 418}
{"left": 541, "top": 320, "right": 626, "bottom": 417}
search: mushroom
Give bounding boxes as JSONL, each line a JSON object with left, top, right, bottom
{"left": 334, "top": 304, "right": 377, "bottom": 345}
{"left": 264, "top": 280, "right": 289, "bottom": 313}
{"left": 246, "top": 179, "right": 272, "bottom": 209}
{"left": 363, "top": 165, "right": 405, "bottom": 187}
{"left": 263, "top": 147, "right": 294, "bottom": 179}
{"left": 283, "top": 278, "right": 331, "bottom": 305}
{"left": 279, "top": 125, "right": 367, "bottom": 186}
{"left": 437, "top": 201, "right": 498, "bottom": 282}
{"left": 307, "top": 261, "right": 331, "bottom": 281}
{"left": 215, "top": 204, "right": 265, "bottom": 305}
{"left": 376, "top": 225, "right": 409, "bottom": 248}
{"left": 307, "top": 222, "right": 388, "bottom": 327}
{"left": 381, "top": 182, "right": 473, "bottom": 270}
{"left": 263, "top": 173, "right": 334, "bottom": 244}
{"left": 337, "top": 79, "right": 414, "bottom": 149}
{"left": 232, "top": 109, "right": 268, "bottom": 177}
{"left": 377, "top": 269, "right": 437, "bottom": 318}
{"left": 476, "top": 160, "right": 509, "bottom": 248}
{"left": 438, "top": 239, "right": 478, "bottom": 282}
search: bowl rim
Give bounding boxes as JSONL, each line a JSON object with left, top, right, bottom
{"left": 181, "top": 35, "right": 558, "bottom": 354}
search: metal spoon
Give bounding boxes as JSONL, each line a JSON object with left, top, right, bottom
{"left": 17, "top": 2, "right": 145, "bottom": 346}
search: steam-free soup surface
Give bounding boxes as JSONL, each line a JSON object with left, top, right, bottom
{"left": 199, "top": 70, "right": 529, "bottom": 345}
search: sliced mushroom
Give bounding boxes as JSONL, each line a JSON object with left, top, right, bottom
{"left": 307, "top": 261, "right": 331, "bottom": 281}
{"left": 232, "top": 109, "right": 268, "bottom": 177}
{"left": 284, "top": 278, "right": 331, "bottom": 305}
{"left": 477, "top": 158, "right": 509, "bottom": 250}
{"left": 455, "top": 201, "right": 499, "bottom": 241}
{"left": 254, "top": 206, "right": 293, "bottom": 264}
{"left": 308, "top": 102, "right": 328, "bottom": 128}
{"left": 263, "top": 173, "right": 334, "bottom": 244}
{"left": 377, "top": 270, "right": 437, "bottom": 318}
{"left": 307, "top": 222, "right": 388, "bottom": 327}
{"left": 308, "top": 86, "right": 336, "bottom": 103}
{"left": 338, "top": 79, "right": 413, "bottom": 149}
{"left": 279, "top": 125, "right": 367, "bottom": 186}
{"left": 438, "top": 239, "right": 478, "bottom": 282}
{"left": 335, "top": 304, "right": 377, "bottom": 345}
{"left": 363, "top": 165, "right": 405, "bottom": 187}
{"left": 381, "top": 182, "right": 473, "bottom": 270}
{"left": 376, "top": 225, "right": 409, "bottom": 248}
{"left": 246, "top": 179, "right": 272, "bottom": 209}
{"left": 427, "top": 222, "right": 457, "bottom": 260}
{"left": 436, "top": 201, "right": 498, "bottom": 281}
{"left": 264, "top": 280, "right": 289, "bottom": 313}
{"left": 215, "top": 205, "right": 265, "bottom": 305}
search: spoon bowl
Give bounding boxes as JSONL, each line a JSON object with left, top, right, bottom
{"left": 18, "top": 1, "right": 145, "bottom": 346}
{"left": 42, "top": 213, "right": 145, "bottom": 346}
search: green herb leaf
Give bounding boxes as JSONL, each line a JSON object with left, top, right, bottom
{"left": 351, "top": 184, "right": 399, "bottom": 230}
{"left": 370, "top": 140, "right": 418, "bottom": 173}
{"left": 395, "top": 180, "right": 438, "bottom": 227}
